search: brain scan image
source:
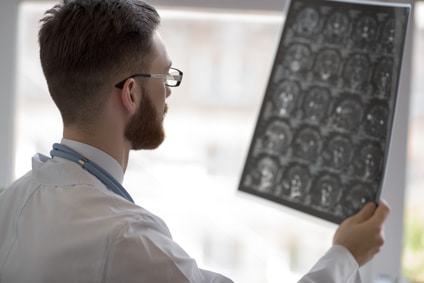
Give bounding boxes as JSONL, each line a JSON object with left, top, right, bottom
{"left": 314, "top": 49, "right": 342, "bottom": 81}
{"left": 354, "top": 15, "right": 378, "bottom": 47}
{"left": 282, "top": 163, "right": 312, "bottom": 201}
{"left": 343, "top": 54, "right": 371, "bottom": 89}
{"left": 295, "top": 7, "right": 320, "bottom": 37}
{"left": 342, "top": 183, "right": 374, "bottom": 216}
{"left": 303, "top": 86, "right": 331, "bottom": 122}
{"left": 363, "top": 103, "right": 389, "bottom": 139}
{"left": 284, "top": 43, "right": 312, "bottom": 73}
{"left": 261, "top": 120, "right": 292, "bottom": 154}
{"left": 325, "top": 11, "right": 349, "bottom": 39}
{"left": 238, "top": 0, "right": 409, "bottom": 224}
{"left": 381, "top": 18, "right": 396, "bottom": 52}
{"left": 312, "top": 173, "right": 342, "bottom": 209}
{"left": 293, "top": 126, "right": 321, "bottom": 161}
{"left": 322, "top": 134, "right": 353, "bottom": 171}
{"left": 373, "top": 57, "right": 394, "bottom": 97}
{"left": 331, "top": 97, "right": 363, "bottom": 131}
{"left": 272, "top": 80, "right": 301, "bottom": 116}
{"left": 354, "top": 143, "right": 383, "bottom": 180}
{"left": 247, "top": 156, "right": 279, "bottom": 194}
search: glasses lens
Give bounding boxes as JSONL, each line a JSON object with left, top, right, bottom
{"left": 166, "top": 77, "right": 178, "bottom": 87}
{"left": 166, "top": 69, "right": 182, "bottom": 87}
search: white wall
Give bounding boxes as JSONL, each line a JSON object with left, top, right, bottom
{"left": 0, "top": 0, "right": 18, "bottom": 188}
{"left": 150, "top": 0, "right": 288, "bottom": 10}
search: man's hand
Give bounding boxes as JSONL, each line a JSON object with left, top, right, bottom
{"left": 333, "top": 200, "right": 390, "bottom": 266}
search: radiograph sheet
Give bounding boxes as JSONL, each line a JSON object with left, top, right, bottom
{"left": 238, "top": 0, "right": 410, "bottom": 223}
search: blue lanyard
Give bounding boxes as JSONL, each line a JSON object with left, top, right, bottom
{"left": 50, "top": 143, "right": 134, "bottom": 203}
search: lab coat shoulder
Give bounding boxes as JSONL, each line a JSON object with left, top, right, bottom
{"left": 297, "top": 245, "right": 362, "bottom": 283}
{"left": 0, "top": 171, "right": 33, "bottom": 268}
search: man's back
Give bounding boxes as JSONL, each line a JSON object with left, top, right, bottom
{"left": 0, "top": 153, "right": 231, "bottom": 283}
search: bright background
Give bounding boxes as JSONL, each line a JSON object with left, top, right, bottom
{"left": 10, "top": 1, "right": 424, "bottom": 282}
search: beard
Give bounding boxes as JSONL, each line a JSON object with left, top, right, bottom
{"left": 124, "top": 88, "right": 167, "bottom": 150}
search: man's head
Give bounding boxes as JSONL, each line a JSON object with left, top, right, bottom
{"left": 39, "top": 0, "right": 169, "bottom": 149}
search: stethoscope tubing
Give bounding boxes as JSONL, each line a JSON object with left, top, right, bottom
{"left": 50, "top": 143, "right": 134, "bottom": 203}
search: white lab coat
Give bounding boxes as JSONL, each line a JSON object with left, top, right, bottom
{"left": 0, "top": 140, "right": 361, "bottom": 283}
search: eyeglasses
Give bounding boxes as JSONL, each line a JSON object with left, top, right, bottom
{"left": 114, "top": 67, "right": 183, "bottom": 89}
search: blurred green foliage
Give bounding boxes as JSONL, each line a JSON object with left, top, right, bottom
{"left": 403, "top": 209, "right": 424, "bottom": 282}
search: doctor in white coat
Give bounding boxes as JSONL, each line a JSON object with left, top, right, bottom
{"left": 0, "top": 0, "right": 389, "bottom": 282}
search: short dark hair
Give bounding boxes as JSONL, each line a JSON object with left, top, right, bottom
{"left": 39, "top": 0, "right": 160, "bottom": 125}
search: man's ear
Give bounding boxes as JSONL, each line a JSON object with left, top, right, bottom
{"left": 119, "top": 78, "right": 139, "bottom": 115}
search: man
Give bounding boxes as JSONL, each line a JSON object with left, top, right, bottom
{"left": 0, "top": 0, "right": 389, "bottom": 282}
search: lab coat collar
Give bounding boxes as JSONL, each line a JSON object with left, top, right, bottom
{"left": 60, "top": 138, "right": 124, "bottom": 185}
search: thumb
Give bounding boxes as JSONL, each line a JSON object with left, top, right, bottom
{"left": 349, "top": 202, "right": 377, "bottom": 223}
{"left": 370, "top": 199, "right": 390, "bottom": 226}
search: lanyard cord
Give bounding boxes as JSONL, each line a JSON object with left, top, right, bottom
{"left": 50, "top": 143, "right": 134, "bottom": 203}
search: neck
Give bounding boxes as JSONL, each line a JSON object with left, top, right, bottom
{"left": 63, "top": 126, "right": 131, "bottom": 172}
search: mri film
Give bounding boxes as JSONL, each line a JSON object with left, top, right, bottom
{"left": 239, "top": 0, "right": 410, "bottom": 224}
{"left": 311, "top": 173, "right": 343, "bottom": 211}
{"left": 255, "top": 119, "right": 293, "bottom": 155}
{"left": 282, "top": 163, "right": 312, "bottom": 201}
{"left": 303, "top": 86, "right": 331, "bottom": 122}
{"left": 295, "top": 7, "right": 321, "bottom": 37}
{"left": 343, "top": 53, "right": 371, "bottom": 90}
{"left": 272, "top": 80, "right": 301, "bottom": 116}
{"left": 283, "top": 43, "right": 313, "bottom": 74}
{"left": 331, "top": 96, "right": 363, "bottom": 131}
{"left": 314, "top": 49, "right": 342, "bottom": 82}
{"left": 325, "top": 11, "right": 349, "bottom": 42}
{"left": 322, "top": 134, "right": 353, "bottom": 171}
{"left": 353, "top": 15, "right": 378, "bottom": 50}
{"left": 293, "top": 126, "right": 322, "bottom": 162}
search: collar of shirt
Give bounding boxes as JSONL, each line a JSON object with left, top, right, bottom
{"left": 61, "top": 138, "right": 124, "bottom": 185}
